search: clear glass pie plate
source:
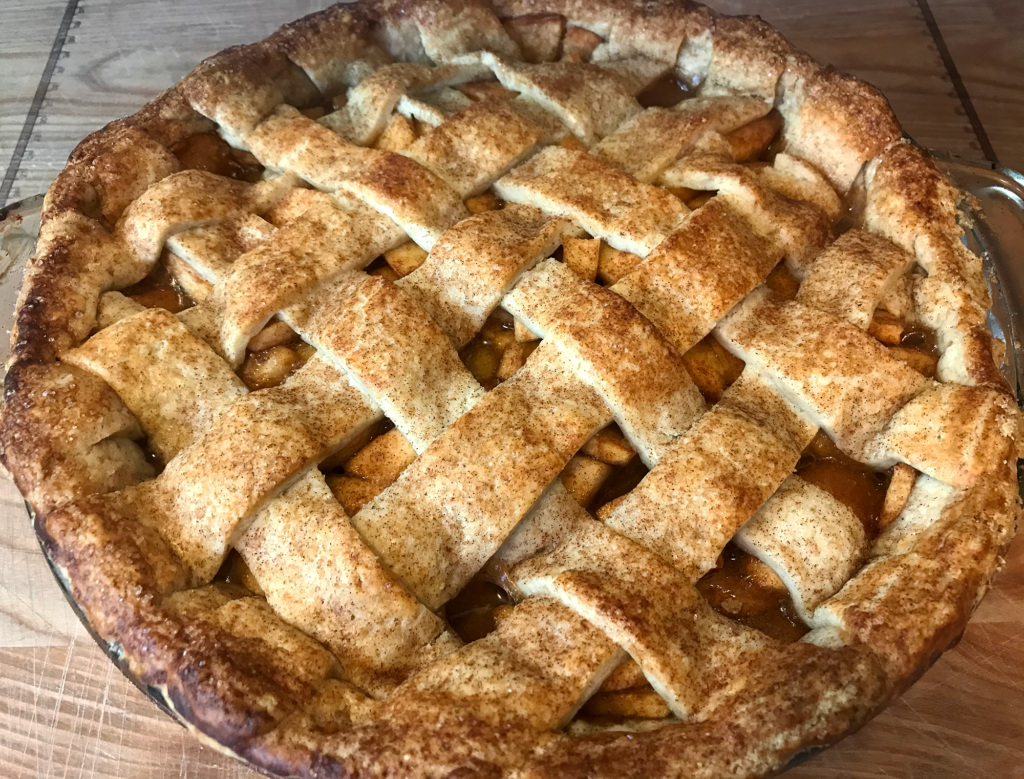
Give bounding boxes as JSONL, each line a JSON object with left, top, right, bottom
{"left": 1, "top": 151, "right": 1022, "bottom": 774}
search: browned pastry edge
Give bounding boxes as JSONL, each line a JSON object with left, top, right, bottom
{"left": 517, "top": 644, "right": 889, "bottom": 779}
{"left": 35, "top": 498, "right": 302, "bottom": 749}
{"left": 1, "top": 362, "right": 150, "bottom": 514}
{"left": 1, "top": 1, "right": 1018, "bottom": 778}
{"left": 34, "top": 467, "right": 1019, "bottom": 779}
{"left": 863, "top": 139, "right": 1013, "bottom": 393}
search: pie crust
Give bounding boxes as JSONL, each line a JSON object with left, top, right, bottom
{"left": 2, "top": 1, "right": 1020, "bottom": 777}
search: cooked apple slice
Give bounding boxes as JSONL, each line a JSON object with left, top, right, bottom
{"left": 344, "top": 427, "right": 417, "bottom": 484}
{"left": 879, "top": 463, "right": 917, "bottom": 529}
{"left": 238, "top": 345, "right": 299, "bottom": 390}
{"left": 682, "top": 336, "right": 745, "bottom": 403}
{"left": 498, "top": 340, "right": 539, "bottom": 380}
{"left": 458, "top": 80, "right": 519, "bottom": 102}
{"left": 561, "top": 455, "right": 613, "bottom": 506}
{"left": 374, "top": 113, "right": 418, "bottom": 152}
{"left": 561, "top": 26, "right": 603, "bottom": 62}
{"left": 562, "top": 236, "right": 600, "bottom": 281}
{"left": 466, "top": 192, "right": 503, "bottom": 214}
{"left": 887, "top": 345, "right": 938, "bottom": 378}
{"left": 384, "top": 241, "right": 429, "bottom": 277}
{"left": 581, "top": 425, "right": 636, "bottom": 466}
{"left": 724, "top": 110, "right": 783, "bottom": 162}
{"left": 599, "top": 658, "right": 647, "bottom": 692}
{"left": 868, "top": 309, "right": 903, "bottom": 345}
{"left": 503, "top": 13, "right": 565, "bottom": 63}
{"left": 765, "top": 260, "right": 800, "bottom": 300}
{"left": 326, "top": 473, "right": 386, "bottom": 515}
{"left": 248, "top": 319, "right": 299, "bottom": 352}
{"left": 582, "top": 686, "right": 671, "bottom": 719}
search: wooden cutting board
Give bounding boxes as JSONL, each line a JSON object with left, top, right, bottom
{"left": 2, "top": 1, "right": 1024, "bottom": 777}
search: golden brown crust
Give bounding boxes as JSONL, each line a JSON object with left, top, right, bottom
{"left": 813, "top": 473, "right": 1019, "bottom": 682}
{"left": 39, "top": 496, "right": 362, "bottom": 753}
{"left": 778, "top": 60, "right": 901, "bottom": 192}
{"left": 518, "top": 644, "right": 887, "bottom": 779}
{"left": 11, "top": 213, "right": 132, "bottom": 363}
{"left": 697, "top": 15, "right": 789, "bottom": 99}
{"left": 864, "top": 141, "right": 1008, "bottom": 390}
{"left": 6, "top": 0, "right": 899, "bottom": 367}
{"left": 2, "top": 2, "right": 1017, "bottom": 778}
{"left": 503, "top": 258, "right": 705, "bottom": 464}
{"left": 612, "top": 197, "right": 779, "bottom": 353}
{"left": 1, "top": 362, "right": 154, "bottom": 513}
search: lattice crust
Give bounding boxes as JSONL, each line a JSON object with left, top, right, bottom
{"left": 603, "top": 369, "right": 816, "bottom": 578}
{"left": 734, "top": 476, "right": 866, "bottom": 623}
{"left": 2, "top": 1, "right": 1021, "bottom": 779}
{"left": 351, "top": 340, "right": 612, "bottom": 609}
{"left": 716, "top": 288, "right": 933, "bottom": 459}
{"left": 510, "top": 517, "right": 780, "bottom": 721}
{"left": 611, "top": 196, "right": 780, "bottom": 354}
{"left": 495, "top": 146, "right": 689, "bottom": 256}
{"left": 2, "top": 362, "right": 154, "bottom": 514}
{"left": 864, "top": 141, "right": 1011, "bottom": 391}
{"left": 236, "top": 470, "right": 459, "bottom": 698}
{"left": 63, "top": 308, "right": 248, "bottom": 463}
{"left": 503, "top": 258, "right": 706, "bottom": 465}
{"left": 83, "top": 293, "right": 457, "bottom": 697}
{"left": 662, "top": 150, "right": 837, "bottom": 276}
{"left": 796, "top": 229, "right": 915, "bottom": 329}
{"left": 593, "top": 95, "right": 771, "bottom": 181}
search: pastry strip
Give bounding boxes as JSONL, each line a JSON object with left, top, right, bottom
{"left": 611, "top": 197, "right": 779, "bottom": 355}
{"left": 862, "top": 383, "right": 1019, "bottom": 485}
{"left": 132, "top": 355, "right": 380, "bottom": 581}
{"left": 184, "top": 194, "right": 403, "bottom": 366}
{"left": 166, "top": 214, "right": 276, "bottom": 290}
{"left": 116, "top": 170, "right": 294, "bottom": 267}
{"left": 386, "top": 597, "right": 623, "bottom": 731}
{"left": 476, "top": 55, "right": 642, "bottom": 146}
{"left": 402, "top": 99, "right": 548, "bottom": 197}
{"left": 797, "top": 230, "right": 914, "bottom": 329}
{"left": 398, "top": 204, "right": 578, "bottom": 348}
{"left": 350, "top": 341, "right": 613, "bottom": 609}
{"left": 236, "top": 470, "right": 452, "bottom": 698}
{"left": 504, "top": 258, "right": 705, "bottom": 465}
{"left": 63, "top": 308, "right": 247, "bottom": 463}
{"left": 494, "top": 146, "right": 687, "bottom": 257}
{"left": 286, "top": 271, "right": 485, "bottom": 452}
{"left": 660, "top": 153, "right": 831, "bottom": 276}
{"left": 319, "top": 62, "right": 492, "bottom": 145}
{"left": 716, "top": 288, "right": 931, "bottom": 460}
{"left": 511, "top": 518, "right": 775, "bottom": 720}
{"left": 593, "top": 96, "right": 771, "bottom": 182}
{"left": 603, "top": 370, "right": 815, "bottom": 579}
{"left": 734, "top": 475, "right": 866, "bottom": 622}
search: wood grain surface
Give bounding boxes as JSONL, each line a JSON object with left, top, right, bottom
{"left": 1, "top": 1, "right": 1023, "bottom": 777}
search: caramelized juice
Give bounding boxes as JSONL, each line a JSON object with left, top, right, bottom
{"left": 697, "top": 544, "right": 808, "bottom": 643}
{"left": 445, "top": 578, "right": 513, "bottom": 642}
{"left": 637, "top": 73, "right": 691, "bottom": 108}
{"left": 171, "top": 132, "right": 265, "bottom": 182}
{"left": 796, "top": 430, "right": 890, "bottom": 537}
{"left": 122, "top": 263, "right": 194, "bottom": 313}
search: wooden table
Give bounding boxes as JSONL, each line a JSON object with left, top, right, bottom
{"left": 2, "top": 1, "right": 1023, "bottom": 777}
